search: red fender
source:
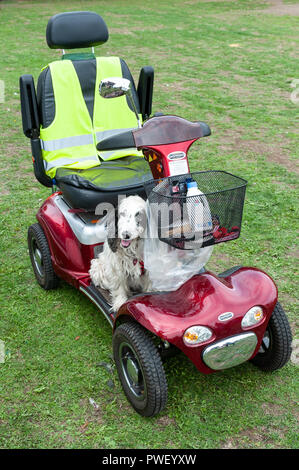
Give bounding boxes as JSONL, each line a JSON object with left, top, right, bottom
{"left": 36, "top": 193, "right": 96, "bottom": 287}
{"left": 116, "top": 268, "right": 278, "bottom": 373}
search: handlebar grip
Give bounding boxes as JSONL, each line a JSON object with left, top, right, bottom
{"left": 197, "top": 121, "right": 211, "bottom": 137}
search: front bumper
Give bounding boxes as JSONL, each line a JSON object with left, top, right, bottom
{"left": 202, "top": 332, "right": 258, "bottom": 370}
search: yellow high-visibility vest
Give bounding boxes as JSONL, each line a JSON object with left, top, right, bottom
{"left": 40, "top": 56, "right": 142, "bottom": 179}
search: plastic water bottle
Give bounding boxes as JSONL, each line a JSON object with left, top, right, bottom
{"left": 186, "top": 180, "right": 213, "bottom": 242}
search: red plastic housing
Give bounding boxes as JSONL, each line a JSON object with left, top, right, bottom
{"left": 142, "top": 140, "right": 194, "bottom": 179}
{"left": 116, "top": 268, "right": 278, "bottom": 374}
{"left": 36, "top": 194, "right": 278, "bottom": 374}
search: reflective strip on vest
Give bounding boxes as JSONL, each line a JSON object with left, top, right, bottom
{"left": 40, "top": 134, "right": 94, "bottom": 151}
{"left": 44, "top": 155, "right": 99, "bottom": 172}
{"left": 40, "top": 57, "right": 143, "bottom": 178}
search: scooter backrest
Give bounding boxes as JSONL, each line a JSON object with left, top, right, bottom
{"left": 20, "top": 11, "right": 154, "bottom": 187}
{"left": 38, "top": 11, "right": 141, "bottom": 139}
{"left": 46, "top": 11, "right": 109, "bottom": 49}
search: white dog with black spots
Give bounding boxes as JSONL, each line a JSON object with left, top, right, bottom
{"left": 89, "top": 195, "right": 151, "bottom": 311}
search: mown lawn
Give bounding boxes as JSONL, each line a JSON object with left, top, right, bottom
{"left": 0, "top": 0, "right": 298, "bottom": 449}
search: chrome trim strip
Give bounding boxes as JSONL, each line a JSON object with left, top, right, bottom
{"left": 79, "top": 286, "right": 114, "bottom": 327}
{"left": 202, "top": 332, "right": 258, "bottom": 370}
{"left": 53, "top": 195, "right": 107, "bottom": 245}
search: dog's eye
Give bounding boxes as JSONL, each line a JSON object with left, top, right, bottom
{"left": 135, "top": 211, "right": 140, "bottom": 217}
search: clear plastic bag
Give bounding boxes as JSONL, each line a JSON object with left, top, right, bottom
{"left": 143, "top": 201, "right": 213, "bottom": 292}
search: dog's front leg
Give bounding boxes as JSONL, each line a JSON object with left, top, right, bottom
{"left": 111, "top": 284, "right": 129, "bottom": 312}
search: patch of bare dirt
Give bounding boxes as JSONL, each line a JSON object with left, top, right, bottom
{"left": 271, "top": 179, "right": 297, "bottom": 190}
{"left": 193, "top": 0, "right": 237, "bottom": 2}
{"left": 217, "top": 131, "right": 298, "bottom": 174}
{"left": 261, "top": 402, "right": 285, "bottom": 416}
{"left": 155, "top": 415, "right": 177, "bottom": 429}
{"left": 0, "top": 188, "right": 10, "bottom": 196}
{"left": 221, "top": 425, "right": 286, "bottom": 449}
{"left": 207, "top": 249, "right": 240, "bottom": 273}
{"left": 239, "top": 139, "right": 297, "bottom": 173}
{"left": 109, "top": 25, "right": 163, "bottom": 35}
{"left": 263, "top": 0, "right": 299, "bottom": 16}
{"left": 287, "top": 247, "right": 299, "bottom": 259}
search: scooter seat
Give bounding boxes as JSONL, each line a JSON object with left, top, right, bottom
{"left": 55, "top": 155, "right": 152, "bottom": 210}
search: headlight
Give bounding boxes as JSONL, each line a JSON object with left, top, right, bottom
{"left": 241, "top": 306, "right": 264, "bottom": 329}
{"left": 183, "top": 326, "right": 213, "bottom": 345}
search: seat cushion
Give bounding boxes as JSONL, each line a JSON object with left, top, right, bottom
{"left": 55, "top": 156, "right": 152, "bottom": 210}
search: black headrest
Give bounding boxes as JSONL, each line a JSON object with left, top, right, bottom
{"left": 46, "top": 11, "right": 109, "bottom": 49}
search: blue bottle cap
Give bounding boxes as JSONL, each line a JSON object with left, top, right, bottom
{"left": 187, "top": 181, "right": 198, "bottom": 189}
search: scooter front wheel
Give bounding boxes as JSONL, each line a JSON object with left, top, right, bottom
{"left": 113, "top": 322, "right": 168, "bottom": 417}
{"left": 28, "top": 223, "right": 59, "bottom": 290}
{"left": 250, "top": 301, "right": 292, "bottom": 371}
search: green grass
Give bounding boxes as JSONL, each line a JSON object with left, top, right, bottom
{"left": 0, "top": 0, "right": 298, "bottom": 449}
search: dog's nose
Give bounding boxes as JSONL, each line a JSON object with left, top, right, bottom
{"left": 122, "top": 231, "right": 131, "bottom": 240}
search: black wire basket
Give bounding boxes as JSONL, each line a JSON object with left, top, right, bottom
{"left": 144, "top": 171, "right": 248, "bottom": 250}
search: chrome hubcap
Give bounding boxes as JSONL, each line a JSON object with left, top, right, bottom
{"left": 126, "top": 357, "right": 140, "bottom": 384}
{"left": 31, "top": 238, "right": 44, "bottom": 277}
{"left": 119, "top": 342, "right": 146, "bottom": 401}
{"left": 259, "top": 330, "right": 271, "bottom": 353}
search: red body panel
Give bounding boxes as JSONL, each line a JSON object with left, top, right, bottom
{"left": 143, "top": 141, "right": 194, "bottom": 179}
{"left": 36, "top": 193, "right": 99, "bottom": 287}
{"left": 36, "top": 194, "right": 278, "bottom": 375}
{"left": 116, "top": 268, "right": 278, "bottom": 373}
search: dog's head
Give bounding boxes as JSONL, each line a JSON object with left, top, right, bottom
{"left": 107, "top": 195, "right": 147, "bottom": 253}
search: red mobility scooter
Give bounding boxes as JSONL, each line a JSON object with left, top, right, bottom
{"left": 20, "top": 11, "right": 292, "bottom": 417}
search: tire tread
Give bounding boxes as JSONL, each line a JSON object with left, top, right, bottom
{"left": 113, "top": 321, "right": 168, "bottom": 417}
{"left": 28, "top": 223, "right": 59, "bottom": 290}
{"left": 251, "top": 301, "right": 292, "bottom": 371}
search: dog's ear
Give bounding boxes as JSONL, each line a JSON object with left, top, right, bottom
{"left": 105, "top": 207, "right": 118, "bottom": 236}
{"left": 107, "top": 238, "right": 119, "bottom": 253}
{"left": 135, "top": 208, "right": 147, "bottom": 231}
{"left": 106, "top": 207, "right": 119, "bottom": 252}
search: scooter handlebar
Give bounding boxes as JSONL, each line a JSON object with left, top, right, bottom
{"left": 96, "top": 129, "right": 136, "bottom": 151}
{"left": 96, "top": 116, "right": 211, "bottom": 151}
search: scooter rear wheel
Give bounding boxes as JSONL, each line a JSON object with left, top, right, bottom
{"left": 28, "top": 223, "right": 59, "bottom": 290}
{"left": 113, "top": 321, "right": 168, "bottom": 417}
{"left": 250, "top": 301, "right": 292, "bottom": 371}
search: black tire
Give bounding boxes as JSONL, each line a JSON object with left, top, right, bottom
{"left": 28, "top": 223, "right": 59, "bottom": 290}
{"left": 113, "top": 322, "right": 168, "bottom": 417}
{"left": 250, "top": 302, "right": 292, "bottom": 371}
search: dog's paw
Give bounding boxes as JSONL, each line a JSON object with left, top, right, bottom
{"left": 89, "top": 259, "right": 103, "bottom": 287}
{"left": 112, "top": 295, "right": 128, "bottom": 312}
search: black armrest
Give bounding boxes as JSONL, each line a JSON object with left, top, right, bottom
{"left": 31, "top": 138, "right": 52, "bottom": 187}
{"left": 137, "top": 66, "right": 154, "bottom": 121}
{"left": 19, "top": 74, "right": 40, "bottom": 138}
{"left": 19, "top": 75, "right": 52, "bottom": 187}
